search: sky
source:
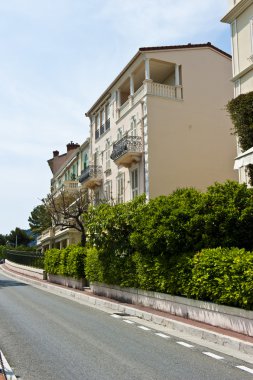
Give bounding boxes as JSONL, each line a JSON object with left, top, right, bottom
{"left": 0, "top": 0, "right": 231, "bottom": 235}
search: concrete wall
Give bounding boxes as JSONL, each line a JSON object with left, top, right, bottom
{"left": 5, "top": 260, "right": 46, "bottom": 281}
{"left": 91, "top": 282, "right": 253, "bottom": 337}
{"left": 47, "top": 274, "right": 86, "bottom": 290}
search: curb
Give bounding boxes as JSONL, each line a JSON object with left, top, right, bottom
{"left": 0, "top": 351, "right": 17, "bottom": 380}
{"left": 1, "top": 265, "right": 253, "bottom": 362}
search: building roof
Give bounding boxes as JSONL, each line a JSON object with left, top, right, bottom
{"left": 139, "top": 42, "right": 231, "bottom": 58}
{"left": 221, "top": 0, "right": 253, "bottom": 23}
{"left": 85, "top": 43, "right": 231, "bottom": 116}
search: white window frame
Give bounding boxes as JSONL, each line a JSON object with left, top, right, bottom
{"left": 130, "top": 116, "right": 137, "bottom": 136}
{"left": 117, "top": 173, "right": 125, "bottom": 204}
{"left": 105, "top": 139, "right": 111, "bottom": 170}
{"left": 131, "top": 168, "right": 139, "bottom": 199}
{"left": 104, "top": 180, "right": 112, "bottom": 202}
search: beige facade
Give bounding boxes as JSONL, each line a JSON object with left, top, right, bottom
{"left": 82, "top": 43, "right": 237, "bottom": 202}
{"left": 222, "top": 0, "right": 253, "bottom": 184}
{"left": 37, "top": 139, "right": 89, "bottom": 251}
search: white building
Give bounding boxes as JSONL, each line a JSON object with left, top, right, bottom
{"left": 80, "top": 43, "right": 237, "bottom": 203}
{"left": 222, "top": 0, "right": 253, "bottom": 184}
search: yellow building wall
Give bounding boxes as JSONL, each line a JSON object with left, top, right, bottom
{"left": 145, "top": 48, "right": 237, "bottom": 198}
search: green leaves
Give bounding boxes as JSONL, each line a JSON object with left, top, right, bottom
{"left": 189, "top": 247, "right": 253, "bottom": 309}
{"left": 227, "top": 91, "right": 253, "bottom": 152}
{"left": 44, "top": 245, "right": 86, "bottom": 279}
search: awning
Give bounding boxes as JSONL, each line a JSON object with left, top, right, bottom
{"left": 234, "top": 147, "right": 253, "bottom": 169}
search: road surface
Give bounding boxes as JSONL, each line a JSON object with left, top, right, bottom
{"left": 0, "top": 272, "right": 253, "bottom": 379}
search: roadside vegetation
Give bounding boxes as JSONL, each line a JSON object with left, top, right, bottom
{"left": 4, "top": 180, "right": 253, "bottom": 310}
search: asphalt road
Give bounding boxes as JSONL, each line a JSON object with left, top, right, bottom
{"left": 0, "top": 272, "right": 253, "bottom": 380}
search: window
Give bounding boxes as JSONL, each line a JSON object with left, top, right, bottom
{"left": 106, "top": 104, "right": 110, "bottom": 130}
{"left": 117, "top": 173, "right": 125, "bottom": 204}
{"left": 95, "top": 114, "right": 100, "bottom": 140}
{"left": 83, "top": 153, "right": 88, "bottom": 170}
{"left": 105, "top": 139, "right": 111, "bottom": 170}
{"left": 104, "top": 181, "right": 112, "bottom": 202}
{"left": 130, "top": 116, "right": 137, "bottom": 136}
{"left": 131, "top": 168, "right": 138, "bottom": 199}
{"left": 117, "top": 126, "right": 124, "bottom": 141}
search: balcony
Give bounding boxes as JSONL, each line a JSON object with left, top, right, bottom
{"left": 52, "top": 180, "right": 79, "bottom": 196}
{"left": 37, "top": 227, "right": 54, "bottom": 246}
{"left": 110, "top": 136, "right": 143, "bottom": 167}
{"left": 79, "top": 165, "right": 103, "bottom": 189}
{"left": 118, "top": 82, "right": 183, "bottom": 119}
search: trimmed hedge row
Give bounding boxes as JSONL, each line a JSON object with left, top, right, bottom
{"left": 0, "top": 245, "right": 6, "bottom": 259}
{"left": 84, "top": 181, "right": 253, "bottom": 310}
{"left": 44, "top": 245, "right": 86, "bottom": 279}
{"left": 85, "top": 247, "right": 253, "bottom": 309}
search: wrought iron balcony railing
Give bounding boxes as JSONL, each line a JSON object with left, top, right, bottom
{"left": 79, "top": 165, "right": 103, "bottom": 187}
{"left": 110, "top": 136, "right": 143, "bottom": 166}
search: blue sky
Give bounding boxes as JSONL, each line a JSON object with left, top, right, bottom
{"left": 0, "top": 0, "right": 231, "bottom": 235}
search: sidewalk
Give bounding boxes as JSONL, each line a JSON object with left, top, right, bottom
{"left": 1, "top": 263, "right": 253, "bottom": 364}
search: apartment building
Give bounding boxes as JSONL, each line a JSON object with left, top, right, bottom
{"left": 222, "top": 0, "right": 253, "bottom": 184}
{"left": 80, "top": 43, "right": 237, "bottom": 203}
{"left": 37, "top": 139, "right": 89, "bottom": 251}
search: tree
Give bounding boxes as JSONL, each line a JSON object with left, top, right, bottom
{"left": 0, "top": 234, "right": 7, "bottom": 245}
{"left": 227, "top": 92, "right": 253, "bottom": 184}
{"left": 42, "top": 188, "right": 90, "bottom": 247}
{"left": 7, "top": 228, "right": 32, "bottom": 247}
{"left": 28, "top": 204, "right": 52, "bottom": 234}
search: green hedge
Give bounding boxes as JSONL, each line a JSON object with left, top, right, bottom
{"left": 85, "top": 246, "right": 253, "bottom": 309}
{"left": 44, "top": 245, "right": 86, "bottom": 279}
{"left": 0, "top": 245, "right": 6, "bottom": 259}
{"left": 188, "top": 247, "right": 253, "bottom": 309}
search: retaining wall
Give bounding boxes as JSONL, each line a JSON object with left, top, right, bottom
{"left": 4, "top": 259, "right": 46, "bottom": 280}
{"left": 91, "top": 282, "right": 253, "bottom": 337}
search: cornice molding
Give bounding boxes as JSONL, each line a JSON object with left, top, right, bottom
{"left": 221, "top": 0, "right": 253, "bottom": 23}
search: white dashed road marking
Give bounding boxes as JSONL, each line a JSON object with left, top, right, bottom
{"left": 155, "top": 333, "right": 170, "bottom": 339}
{"left": 236, "top": 366, "right": 253, "bottom": 374}
{"left": 177, "top": 341, "right": 194, "bottom": 348}
{"left": 203, "top": 352, "right": 224, "bottom": 360}
{"left": 111, "top": 313, "right": 253, "bottom": 375}
{"left": 138, "top": 326, "right": 151, "bottom": 331}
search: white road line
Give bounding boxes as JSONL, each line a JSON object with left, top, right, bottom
{"left": 236, "top": 365, "right": 253, "bottom": 374}
{"left": 138, "top": 326, "right": 151, "bottom": 331}
{"left": 203, "top": 352, "right": 224, "bottom": 360}
{"left": 123, "top": 319, "right": 135, "bottom": 324}
{"left": 155, "top": 333, "right": 170, "bottom": 339}
{"left": 110, "top": 314, "right": 121, "bottom": 318}
{"left": 177, "top": 341, "right": 194, "bottom": 348}
{"left": 0, "top": 350, "right": 17, "bottom": 380}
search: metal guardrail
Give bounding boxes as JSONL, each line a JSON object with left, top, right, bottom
{"left": 5, "top": 250, "right": 44, "bottom": 269}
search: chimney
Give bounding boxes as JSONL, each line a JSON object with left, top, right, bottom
{"left": 53, "top": 150, "right": 59, "bottom": 157}
{"left": 67, "top": 141, "right": 80, "bottom": 152}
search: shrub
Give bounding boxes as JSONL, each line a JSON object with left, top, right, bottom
{"left": 85, "top": 247, "right": 104, "bottom": 283}
{"left": 130, "top": 188, "right": 205, "bottom": 257}
{"left": 203, "top": 181, "right": 253, "bottom": 250}
{"left": 44, "top": 245, "right": 86, "bottom": 279}
{"left": 66, "top": 246, "right": 86, "bottom": 279}
{"left": 189, "top": 247, "right": 253, "bottom": 309}
{"left": 0, "top": 245, "right": 6, "bottom": 259}
{"left": 44, "top": 248, "right": 61, "bottom": 275}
